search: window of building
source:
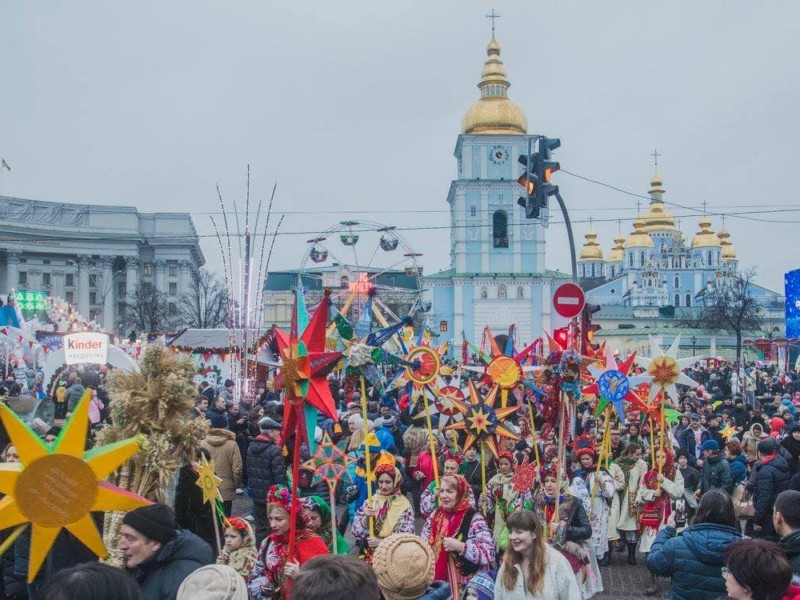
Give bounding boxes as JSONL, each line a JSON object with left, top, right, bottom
{"left": 142, "top": 263, "right": 153, "bottom": 276}
{"left": 498, "top": 285, "right": 507, "bottom": 299}
{"left": 117, "top": 302, "right": 126, "bottom": 316}
{"left": 169, "top": 282, "right": 177, "bottom": 296}
{"left": 65, "top": 273, "right": 74, "bottom": 287}
{"left": 66, "top": 291, "right": 74, "bottom": 303}
{"left": 470, "top": 206, "right": 477, "bottom": 217}
{"left": 493, "top": 210, "right": 508, "bottom": 248}
{"left": 640, "top": 251, "right": 645, "bottom": 267}
{"left": 340, "top": 276, "right": 349, "bottom": 288}
{"left": 118, "top": 282, "right": 127, "bottom": 296}
{"left": 168, "top": 261, "right": 178, "bottom": 277}
{"left": 168, "top": 302, "right": 177, "bottom": 316}
{"left": 18, "top": 272, "right": 27, "bottom": 286}
{"left": 480, "top": 287, "right": 488, "bottom": 299}
{"left": 517, "top": 286, "right": 524, "bottom": 299}
{"left": 685, "top": 293, "right": 691, "bottom": 307}
{"left": 674, "top": 293, "right": 680, "bottom": 306}
{"left": 89, "top": 292, "right": 97, "bottom": 305}
{"left": 674, "top": 275, "right": 680, "bottom": 289}
{"left": 89, "top": 274, "right": 97, "bottom": 288}
{"left": 142, "top": 282, "right": 153, "bottom": 294}
{"left": 628, "top": 254, "right": 634, "bottom": 268}
{"left": 591, "top": 264, "right": 596, "bottom": 277}
{"left": 43, "top": 259, "right": 50, "bottom": 265}
{"left": 610, "top": 266, "right": 616, "bottom": 278}
{"left": 42, "top": 272, "right": 51, "bottom": 286}
{"left": 707, "top": 250, "right": 713, "bottom": 265}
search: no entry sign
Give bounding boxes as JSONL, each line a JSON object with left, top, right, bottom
{"left": 552, "top": 283, "right": 585, "bottom": 319}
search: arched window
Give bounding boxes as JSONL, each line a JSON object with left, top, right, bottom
{"left": 628, "top": 254, "right": 634, "bottom": 268}
{"left": 610, "top": 266, "right": 616, "bottom": 278}
{"left": 517, "top": 286, "right": 524, "bottom": 299}
{"left": 674, "top": 275, "right": 680, "bottom": 289}
{"left": 674, "top": 293, "right": 680, "bottom": 306}
{"left": 591, "top": 264, "right": 596, "bottom": 277}
{"left": 480, "top": 287, "right": 488, "bottom": 299}
{"left": 685, "top": 293, "right": 692, "bottom": 307}
{"left": 340, "top": 275, "right": 349, "bottom": 288}
{"left": 493, "top": 210, "right": 508, "bottom": 248}
{"left": 640, "top": 251, "right": 645, "bottom": 267}
{"left": 498, "top": 285, "right": 507, "bottom": 299}
{"left": 707, "top": 250, "right": 713, "bottom": 265}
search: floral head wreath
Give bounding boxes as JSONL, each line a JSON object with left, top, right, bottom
{"left": 497, "top": 450, "right": 514, "bottom": 465}
{"left": 539, "top": 461, "right": 559, "bottom": 482}
{"left": 573, "top": 433, "right": 596, "bottom": 459}
{"left": 267, "top": 485, "right": 293, "bottom": 513}
{"left": 226, "top": 517, "right": 252, "bottom": 537}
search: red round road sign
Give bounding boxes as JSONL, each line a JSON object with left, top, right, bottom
{"left": 552, "top": 283, "right": 585, "bottom": 319}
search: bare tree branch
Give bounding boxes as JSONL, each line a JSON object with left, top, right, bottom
{"left": 122, "top": 284, "right": 171, "bottom": 333}
{"left": 177, "top": 269, "right": 229, "bottom": 329}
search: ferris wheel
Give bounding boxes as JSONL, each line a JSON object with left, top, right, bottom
{"left": 299, "top": 220, "right": 425, "bottom": 330}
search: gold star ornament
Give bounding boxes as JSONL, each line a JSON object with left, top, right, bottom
{"left": 0, "top": 390, "right": 148, "bottom": 582}
{"left": 194, "top": 455, "right": 223, "bottom": 505}
{"left": 445, "top": 381, "right": 518, "bottom": 459}
{"left": 630, "top": 335, "right": 700, "bottom": 402}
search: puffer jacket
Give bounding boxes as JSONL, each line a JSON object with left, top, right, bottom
{"left": 729, "top": 453, "right": 748, "bottom": 485}
{"left": 699, "top": 454, "right": 733, "bottom": 494}
{"left": 748, "top": 454, "right": 790, "bottom": 534}
{"left": 647, "top": 522, "right": 742, "bottom": 600}
{"left": 127, "top": 529, "right": 214, "bottom": 600}
{"left": 201, "top": 428, "right": 242, "bottom": 501}
{"left": 246, "top": 435, "right": 286, "bottom": 504}
{"left": 780, "top": 529, "right": 800, "bottom": 578}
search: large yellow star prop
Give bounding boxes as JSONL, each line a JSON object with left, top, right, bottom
{"left": 195, "top": 455, "right": 222, "bottom": 506}
{"left": 0, "top": 390, "right": 148, "bottom": 582}
{"left": 630, "top": 335, "right": 700, "bottom": 402}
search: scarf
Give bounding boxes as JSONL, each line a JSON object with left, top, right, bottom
{"left": 616, "top": 456, "right": 638, "bottom": 486}
{"left": 262, "top": 529, "right": 329, "bottom": 590}
{"left": 639, "top": 469, "right": 671, "bottom": 529}
{"left": 427, "top": 475, "right": 472, "bottom": 581}
{"left": 372, "top": 464, "right": 412, "bottom": 539}
{"left": 217, "top": 517, "right": 257, "bottom": 577}
{"left": 304, "top": 496, "right": 349, "bottom": 555}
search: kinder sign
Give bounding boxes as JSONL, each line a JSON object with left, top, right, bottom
{"left": 64, "top": 333, "right": 109, "bottom": 365}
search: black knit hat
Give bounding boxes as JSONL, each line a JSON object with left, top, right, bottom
{"left": 122, "top": 503, "right": 178, "bottom": 544}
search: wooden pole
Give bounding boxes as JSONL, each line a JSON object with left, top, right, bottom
{"left": 589, "top": 407, "right": 611, "bottom": 517}
{"left": 552, "top": 392, "right": 567, "bottom": 536}
{"left": 328, "top": 481, "right": 338, "bottom": 554}
{"left": 658, "top": 389, "right": 666, "bottom": 488}
{"left": 359, "top": 375, "right": 374, "bottom": 537}
{"left": 423, "top": 393, "right": 440, "bottom": 487}
{"left": 527, "top": 400, "right": 541, "bottom": 466}
{"left": 211, "top": 499, "right": 223, "bottom": 554}
{"left": 480, "top": 441, "right": 487, "bottom": 516}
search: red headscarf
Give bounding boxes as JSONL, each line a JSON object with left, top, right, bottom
{"left": 427, "top": 474, "right": 472, "bottom": 581}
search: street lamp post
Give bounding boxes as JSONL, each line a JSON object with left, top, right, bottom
{"left": 691, "top": 335, "right": 697, "bottom": 357}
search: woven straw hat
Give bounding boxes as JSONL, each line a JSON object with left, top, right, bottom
{"left": 372, "top": 533, "right": 435, "bottom": 600}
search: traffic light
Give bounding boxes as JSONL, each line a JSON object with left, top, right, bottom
{"left": 580, "top": 303, "right": 601, "bottom": 354}
{"left": 538, "top": 136, "right": 561, "bottom": 200}
{"left": 517, "top": 137, "right": 561, "bottom": 220}
{"left": 553, "top": 327, "right": 569, "bottom": 349}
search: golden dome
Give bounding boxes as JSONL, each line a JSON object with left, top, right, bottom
{"left": 718, "top": 228, "right": 737, "bottom": 259}
{"left": 607, "top": 235, "right": 626, "bottom": 262}
{"left": 461, "top": 36, "right": 528, "bottom": 135}
{"left": 691, "top": 217, "right": 721, "bottom": 248}
{"left": 579, "top": 231, "right": 603, "bottom": 261}
{"left": 625, "top": 217, "right": 654, "bottom": 248}
{"left": 641, "top": 171, "right": 677, "bottom": 233}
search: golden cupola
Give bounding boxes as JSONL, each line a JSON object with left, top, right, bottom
{"left": 625, "top": 217, "right": 654, "bottom": 248}
{"left": 641, "top": 171, "right": 677, "bottom": 233}
{"left": 607, "top": 235, "right": 626, "bottom": 263}
{"left": 718, "top": 228, "right": 737, "bottom": 259}
{"left": 579, "top": 230, "right": 603, "bottom": 261}
{"left": 691, "top": 216, "right": 721, "bottom": 248}
{"left": 461, "top": 35, "right": 528, "bottom": 135}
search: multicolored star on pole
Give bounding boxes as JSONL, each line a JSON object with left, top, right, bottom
{"left": 274, "top": 289, "right": 343, "bottom": 448}
{"left": 0, "top": 391, "right": 148, "bottom": 582}
{"left": 445, "top": 380, "right": 518, "bottom": 459}
{"left": 630, "top": 335, "right": 700, "bottom": 402}
{"left": 302, "top": 432, "right": 355, "bottom": 488}
{"left": 583, "top": 348, "right": 639, "bottom": 421}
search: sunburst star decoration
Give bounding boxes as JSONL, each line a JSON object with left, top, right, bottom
{"left": 0, "top": 390, "right": 148, "bottom": 582}
{"left": 445, "top": 381, "right": 518, "bottom": 459}
{"left": 583, "top": 349, "right": 639, "bottom": 421}
{"left": 195, "top": 455, "right": 223, "bottom": 506}
{"left": 630, "top": 335, "right": 700, "bottom": 402}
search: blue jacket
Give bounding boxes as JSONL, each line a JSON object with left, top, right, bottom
{"left": 647, "top": 522, "right": 742, "bottom": 600}
{"left": 678, "top": 427, "right": 711, "bottom": 464}
{"left": 730, "top": 453, "right": 748, "bottom": 485}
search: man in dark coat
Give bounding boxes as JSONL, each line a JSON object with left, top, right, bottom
{"left": 774, "top": 490, "right": 800, "bottom": 580}
{"left": 246, "top": 417, "right": 287, "bottom": 544}
{"left": 679, "top": 413, "right": 711, "bottom": 469}
{"left": 121, "top": 503, "right": 213, "bottom": 600}
{"left": 747, "top": 437, "right": 791, "bottom": 539}
{"left": 204, "top": 395, "right": 229, "bottom": 430}
{"left": 698, "top": 440, "right": 733, "bottom": 496}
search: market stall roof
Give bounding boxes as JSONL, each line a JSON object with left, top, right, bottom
{"left": 167, "top": 328, "right": 269, "bottom": 350}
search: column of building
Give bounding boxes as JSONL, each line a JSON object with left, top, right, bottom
{"left": 125, "top": 257, "right": 138, "bottom": 299}
{"left": 5, "top": 251, "right": 19, "bottom": 292}
{"left": 100, "top": 256, "right": 115, "bottom": 330}
{"left": 178, "top": 260, "right": 192, "bottom": 297}
{"left": 153, "top": 260, "right": 166, "bottom": 295}
{"left": 77, "top": 255, "right": 91, "bottom": 317}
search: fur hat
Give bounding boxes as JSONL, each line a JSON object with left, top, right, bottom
{"left": 372, "top": 533, "right": 434, "bottom": 600}
{"left": 176, "top": 565, "right": 247, "bottom": 600}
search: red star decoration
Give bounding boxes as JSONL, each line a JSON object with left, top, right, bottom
{"left": 511, "top": 458, "right": 538, "bottom": 495}
{"left": 274, "top": 289, "right": 342, "bottom": 445}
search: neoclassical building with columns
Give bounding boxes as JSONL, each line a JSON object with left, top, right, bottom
{"left": 0, "top": 194, "right": 204, "bottom": 332}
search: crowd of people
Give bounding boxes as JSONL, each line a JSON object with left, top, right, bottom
{"left": 1, "top": 359, "right": 800, "bottom": 599}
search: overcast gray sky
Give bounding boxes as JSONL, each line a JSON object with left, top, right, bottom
{"left": 2, "top": 1, "right": 798, "bottom": 293}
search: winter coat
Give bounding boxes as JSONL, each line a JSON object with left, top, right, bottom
{"left": 699, "top": 454, "right": 733, "bottom": 495}
{"left": 780, "top": 530, "right": 800, "bottom": 578}
{"left": 65, "top": 382, "right": 85, "bottom": 411}
{"left": 678, "top": 427, "right": 710, "bottom": 463}
{"left": 494, "top": 545, "right": 582, "bottom": 600}
{"left": 647, "top": 522, "right": 742, "bottom": 600}
{"left": 126, "top": 529, "right": 214, "bottom": 600}
{"left": 747, "top": 454, "right": 790, "bottom": 535}
{"left": 205, "top": 405, "right": 229, "bottom": 430}
{"left": 246, "top": 435, "right": 287, "bottom": 505}
{"left": 782, "top": 435, "right": 800, "bottom": 474}
{"left": 729, "top": 453, "right": 748, "bottom": 485}
{"left": 201, "top": 428, "right": 243, "bottom": 501}
{"left": 174, "top": 465, "right": 216, "bottom": 551}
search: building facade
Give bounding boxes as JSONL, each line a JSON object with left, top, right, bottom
{"left": 577, "top": 173, "right": 784, "bottom": 358}
{"left": 0, "top": 194, "right": 204, "bottom": 332}
{"left": 423, "top": 34, "right": 568, "bottom": 346}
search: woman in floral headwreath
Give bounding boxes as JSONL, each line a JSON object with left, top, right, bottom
{"left": 636, "top": 446, "right": 684, "bottom": 595}
{"left": 351, "top": 463, "right": 414, "bottom": 562}
{"left": 482, "top": 450, "right": 517, "bottom": 549}
{"left": 420, "top": 474, "right": 495, "bottom": 594}
{"left": 248, "top": 485, "right": 329, "bottom": 599}
{"left": 217, "top": 516, "right": 258, "bottom": 578}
